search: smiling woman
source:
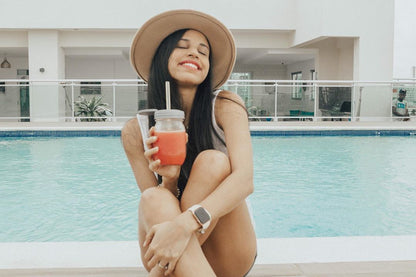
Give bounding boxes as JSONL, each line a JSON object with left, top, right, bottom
{"left": 124, "top": 9, "right": 256, "bottom": 277}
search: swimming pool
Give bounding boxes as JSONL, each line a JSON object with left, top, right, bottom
{"left": 1, "top": 135, "right": 416, "bottom": 242}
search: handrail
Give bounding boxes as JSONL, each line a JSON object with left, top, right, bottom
{"left": 0, "top": 79, "right": 414, "bottom": 122}
{"left": 0, "top": 78, "right": 415, "bottom": 84}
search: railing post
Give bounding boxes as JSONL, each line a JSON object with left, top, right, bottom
{"left": 390, "top": 81, "right": 395, "bottom": 122}
{"left": 112, "top": 81, "right": 116, "bottom": 122}
{"left": 274, "top": 81, "right": 278, "bottom": 122}
{"left": 71, "top": 81, "right": 75, "bottom": 122}
{"left": 313, "top": 82, "right": 318, "bottom": 122}
{"left": 352, "top": 82, "right": 356, "bottom": 122}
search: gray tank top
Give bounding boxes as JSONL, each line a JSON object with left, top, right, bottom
{"left": 212, "top": 90, "right": 228, "bottom": 155}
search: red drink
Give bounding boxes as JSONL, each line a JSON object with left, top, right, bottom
{"left": 153, "top": 131, "right": 186, "bottom": 165}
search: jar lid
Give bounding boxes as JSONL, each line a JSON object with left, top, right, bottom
{"left": 154, "top": 109, "right": 185, "bottom": 120}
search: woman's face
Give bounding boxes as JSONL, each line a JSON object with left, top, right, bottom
{"left": 168, "top": 30, "right": 210, "bottom": 87}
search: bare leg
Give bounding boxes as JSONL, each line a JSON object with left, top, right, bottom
{"left": 139, "top": 150, "right": 256, "bottom": 276}
{"left": 138, "top": 187, "right": 216, "bottom": 277}
{"left": 180, "top": 150, "right": 257, "bottom": 277}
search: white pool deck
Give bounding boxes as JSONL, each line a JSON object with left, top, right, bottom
{"left": 1, "top": 121, "right": 416, "bottom": 276}
{"left": 1, "top": 237, "right": 416, "bottom": 276}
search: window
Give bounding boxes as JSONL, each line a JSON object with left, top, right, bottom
{"left": 291, "top": 72, "right": 302, "bottom": 99}
{"left": 17, "top": 69, "right": 29, "bottom": 76}
{"left": 80, "top": 82, "right": 101, "bottom": 95}
{"left": 0, "top": 82, "right": 5, "bottom": 93}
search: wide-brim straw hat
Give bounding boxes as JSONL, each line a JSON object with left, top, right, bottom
{"left": 130, "top": 9, "right": 236, "bottom": 89}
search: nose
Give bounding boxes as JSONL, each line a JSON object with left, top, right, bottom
{"left": 187, "top": 47, "right": 200, "bottom": 59}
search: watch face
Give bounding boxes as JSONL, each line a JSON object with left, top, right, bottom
{"left": 195, "top": 207, "right": 210, "bottom": 224}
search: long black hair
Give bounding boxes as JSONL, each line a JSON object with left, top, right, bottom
{"left": 147, "top": 29, "right": 224, "bottom": 195}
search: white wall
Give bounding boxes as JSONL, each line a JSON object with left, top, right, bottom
{"left": 295, "top": 0, "right": 394, "bottom": 81}
{"left": 394, "top": 0, "right": 416, "bottom": 78}
{"left": 0, "top": 0, "right": 295, "bottom": 30}
{"left": 28, "top": 30, "right": 66, "bottom": 122}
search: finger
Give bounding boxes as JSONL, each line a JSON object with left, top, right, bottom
{"left": 143, "top": 249, "right": 153, "bottom": 265}
{"left": 147, "top": 254, "right": 159, "bottom": 269}
{"left": 144, "top": 146, "right": 159, "bottom": 161}
{"left": 145, "top": 135, "right": 158, "bottom": 146}
{"left": 149, "top": 126, "right": 155, "bottom": 136}
{"left": 158, "top": 259, "right": 169, "bottom": 270}
{"left": 149, "top": 159, "right": 161, "bottom": 172}
{"left": 165, "top": 260, "right": 176, "bottom": 276}
{"left": 144, "top": 136, "right": 158, "bottom": 152}
{"left": 143, "top": 227, "right": 155, "bottom": 248}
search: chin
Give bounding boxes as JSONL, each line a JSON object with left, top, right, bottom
{"left": 175, "top": 77, "right": 204, "bottom": 87}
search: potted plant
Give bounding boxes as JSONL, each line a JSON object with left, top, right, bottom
{"left": 75, "top": 96, "right": 112, "bottom": 122}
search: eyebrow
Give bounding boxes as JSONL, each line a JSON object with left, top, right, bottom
{"left": 179, "top": 38, "right": 210, "bottom": 50}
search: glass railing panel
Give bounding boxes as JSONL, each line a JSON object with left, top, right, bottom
{"left": 114, "top": 84, "right": 146, "bottom": 119}
{"left": 392, "top": 84, "right": 416, "bottom": 120}
{"left": 247, "top": 82, "right": 275, "bottom": 121}
{"left": 276, "top": 84, "right": 315, "bottom": 121}
{"left": 1, "top": 79, "right": 415, "bottom": 122}
{"left": 317, "top": 85, "right": 353, "bottom": 121}
{"left": 69, "top": 82, "right": 113, "bottom": 122}
{"left": 0, "top": 83, "right": 26, "bottom": 122}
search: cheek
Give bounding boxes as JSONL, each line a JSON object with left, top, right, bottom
{"left": 167, "top": 58, "right": 176, "bottom": 76}
{"left": 202, "top": 59, "right": 210, "bottom": 76}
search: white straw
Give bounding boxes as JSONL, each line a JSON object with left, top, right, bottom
{"left": 165, "top": 81, "right": 171, "bottom": 110}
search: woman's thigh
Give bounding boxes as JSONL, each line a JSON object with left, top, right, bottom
{"left": 180, "top": 150, "right": 257, "bottom": 277}
{"left": 202, "top": 201, "right": 257, "bottom": 277}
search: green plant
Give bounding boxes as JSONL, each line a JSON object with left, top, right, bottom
{"left": 75, "top": 96, "right": 112, "bottom": 122}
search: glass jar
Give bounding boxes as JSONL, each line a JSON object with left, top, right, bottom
{"left": 153, "top": 109, "right": 186, "bottom": 165}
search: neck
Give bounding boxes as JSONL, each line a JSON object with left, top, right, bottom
{"left": 178, "top": 85, "right": 197, "bottom": 126}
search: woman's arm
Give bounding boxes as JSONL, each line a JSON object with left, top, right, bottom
{"left": 121, "top": 118, "right": 158, "bottom": 192}
{"left": 198, "top": 90, "right": 254, "bottom": 221}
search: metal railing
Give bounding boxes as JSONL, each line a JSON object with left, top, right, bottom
{"left": 0, "top": 79, "right": 415, "bottom": 122}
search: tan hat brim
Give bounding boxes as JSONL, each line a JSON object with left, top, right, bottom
{"left": 130, "top": 9, "right": 235, "bottom": 89}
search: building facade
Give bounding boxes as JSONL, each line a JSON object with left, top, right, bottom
{"left": 0, "top": 0, "right": 406, "bottom": 122}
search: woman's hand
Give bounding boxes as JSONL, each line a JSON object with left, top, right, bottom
{"left": 144, "top": 127, "right": 182, "bottom": 193}
{"left": 143, "top": 216, "right": 193, "bottom": 275}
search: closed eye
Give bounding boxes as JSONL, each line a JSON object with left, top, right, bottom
{"left": 198, "top": 46, "right": 209, "bottom": 56}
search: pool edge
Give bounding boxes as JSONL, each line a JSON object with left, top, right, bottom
{"left": 1, "top": 236, "right": 416, "bottom": 269}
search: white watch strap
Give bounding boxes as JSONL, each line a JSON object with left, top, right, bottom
{"left": 188, "top": 205, "right": 211, "bottom": 234}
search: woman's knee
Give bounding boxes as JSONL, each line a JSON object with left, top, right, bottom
{"left": 139, "top": 186, "right": 179, "bottom": 221}
{"left": 193, "top": 150, "right": 231, "bottom": 177}
{"left": 180, "top": 150, "right": 231, "bottom": 212}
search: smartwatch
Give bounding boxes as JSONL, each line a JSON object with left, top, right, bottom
{"left": 187, "top": 205, "right": 211, "bottom": 234}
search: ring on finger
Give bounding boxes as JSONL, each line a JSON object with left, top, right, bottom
{"left": 158, "top": 262, "right": 168, "bottom": 270}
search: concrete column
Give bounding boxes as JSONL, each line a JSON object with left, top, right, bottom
{"left": 356, "top": 35, "right": 394, "bottom": 121}
{"left": 28, "top": 30, "right": 65, "bottom": 122}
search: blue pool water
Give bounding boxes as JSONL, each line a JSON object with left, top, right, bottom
{"left": 0, "top": 136, "right": 416, "bottom": 242}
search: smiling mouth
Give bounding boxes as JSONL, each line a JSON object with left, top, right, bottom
{"left": 179, "top": 62, "right": 200, "bottom": 70}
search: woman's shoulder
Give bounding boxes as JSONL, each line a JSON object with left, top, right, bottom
{"left": 215, "top": 90, "right": 245, "bottom": 107}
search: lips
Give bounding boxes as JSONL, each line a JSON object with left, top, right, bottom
{"left": 179, "top": 60, "right": 201, "bottom": 70}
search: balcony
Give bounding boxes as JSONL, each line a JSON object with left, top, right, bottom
{"left": 0, "top": 79, "right": 415, "bottom": 122}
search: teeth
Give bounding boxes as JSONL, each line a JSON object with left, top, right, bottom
{"left": 182, "top": 63, "right": 198, "bottom": 69}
